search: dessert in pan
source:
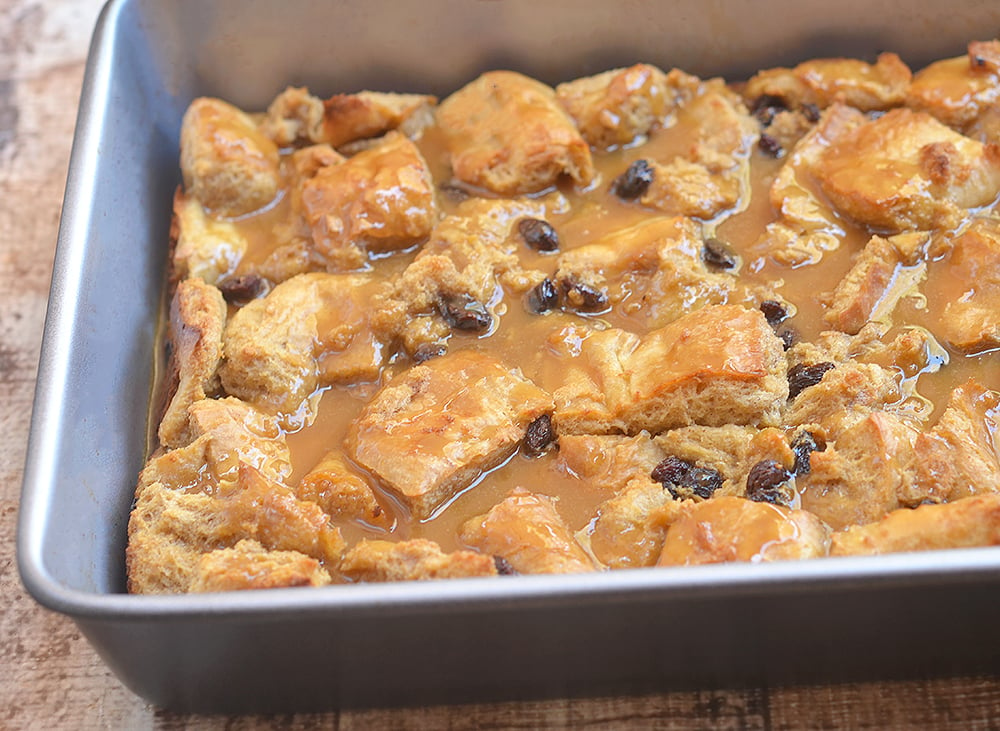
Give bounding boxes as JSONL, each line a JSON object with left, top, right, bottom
{"left": 127, "top": 41, "right": 1000, "bottom": 593}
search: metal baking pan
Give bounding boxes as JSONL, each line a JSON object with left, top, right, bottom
{"left": 18, "top": 0, "right": 1000, "bottom": 713}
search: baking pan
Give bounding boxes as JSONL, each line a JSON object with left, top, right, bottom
{"left": 17, "top": 0, "right": 1000, "bottom": 713}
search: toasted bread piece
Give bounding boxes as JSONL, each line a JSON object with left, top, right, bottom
{"left": 814, "top": 108, "right": 1000, "bottom": 232}
{"left": 438, "top": 70, "right": 594, "bottom": 194}
{"left": 180, "top": 97, "right": 280, "bottom": 216}
{"left": 348, "top": 351, "right": 553, "bottom": 519}
{"left": 341, "top": 539, "right": 497, "bottom": 582}
{"left": 831, "top": 494, "right": 1000, "bottom": 556}
{"left": 158, "top": 278, "right": 227, "bottom": 449}
{"left": 745, "top": 53, "right": 911, "bottom": 112}
{"left": 557, "top": 64, "right": 698, "bottom": 149}
{"left": 657, "top": 496, "right": 830, "bottom": 566}
{"left": 461, "top": 488, "right": 595, "bottom": 574}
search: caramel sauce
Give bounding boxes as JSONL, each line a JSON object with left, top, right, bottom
{"left": 202, "top": 87, "right": 1000, "bottom": 558}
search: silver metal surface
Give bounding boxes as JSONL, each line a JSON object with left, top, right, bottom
{"left": 18, "top": 0, "right": 1000, "bottom": 712}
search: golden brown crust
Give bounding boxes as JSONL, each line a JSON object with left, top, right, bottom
{"left": 127, "top": 465, "right": 344, "bottom": 594}
{"left": 640, "top": 83, "right": 757, "bottom": 222}
{"left": 348, "top": 351, "right": 553, "bottom": 519}
{"left": 321, "top": 91, "right": 437, "bottom": 148}
{"left": 820, "top": 233, "right": 930, "bottom": 336}
{"left": 171, "top": 190, "right": 249, "bottom": 284}
{"left": 552, "top": 216, "right": 739, "bottom": 330}
{"left": 556, "top": 64, "right": 697, "bottom": 149}
{"left": 553, "top": 305, "right": 788, "bottom": 435}
{"left": 180, "top": 97, "right": 280, "bottom": 217}
{"left": 745, "top": 52, "right": 911, "bottom": 112}
{"left": 340, "top": 539, "right": 497, "bottom": 582}
{"left": 191, "top": 540, "right": 331, "bottom": 592}
{"left": 437, "top": 70, "right": 594, "bottom": 194}
{"left": 756, "top": 104, "right": 867, "bottom": 267}
{"left": 830, "top": 494, "right": 1000, "bottom": 556}
{"left": 906, "top": 42, "right": 1000, "bottom": 131}
{"left": 158, "top": 278, "right": 227, "bottom": 449}
{"left": 814, "top": 108, "right": 1000, "bottom": 232}
{"left": 296, "top": 450, "right": 392, "bottom": 530}
{"left": 935, "top": 220, "right": 1000, "bottom": 354}
{"left": 555, "top": 433, "right": 665, "bottom": 492}
{"left": 260, "top": 86, "right": 326, "bottom": 146}
{"left": 619, "top": 305, "right": 789, "bottom": 433}
{"left": 912, "top": 379, "right": 1000, "bottom": 503}
{"left": 299, "top": 132, "right": 438, "bottom": 260}
{"left": 460, "top": 488, "right": 595, "bottom": 574}
{"left": 798, "top": 411, "right": 919, "bottom": 530}
{"left": 582, "top": 480, "right": 682, "bottom": 569}
{"left": 657, "top": 496, "right": 830, "bottom": 566}
{"left": 219, "top": 273, "right": 383, "bottom": 424}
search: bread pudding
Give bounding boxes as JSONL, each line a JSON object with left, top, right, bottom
{"left": 127, "top": 42, "right": 1000, "bottom": 593}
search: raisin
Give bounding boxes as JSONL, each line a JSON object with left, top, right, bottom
{"left": 746, "top": 459, "right": 792, "bottom": 504}
{"left": 412, "top": 343, "right": 447, "bottom": 364}
{"left": 685, "top": 466, "right": 724, "bottom": 499}
{"left": 750, "top": 94, "right": 788, "bottom": 126}
{"left": 651, "top": 456, "right": 722, "bottom": 500}
{"left": 494, "top": 556, "right": 518, "bottom": 575}
{"left": 801, "top": 103, "right": 821, "bottom": 123}
{"left": 518, "top": 218, "right": 560, "bottom": 252}
{"left": 778, "top": 328, "right": 797, "bottom": 351}
{"left": 438, "top": 294, "right": 492, "bottom": 331}
{"left": 702, "top": 237, "right": 739, "bottom": 270}
{"left": 560, "top": 279, "right": 609, "bottom": 312}
{"left": 218, "top": 274, "right": 266, "bottom": 303}
{"left": 611, "top": 159, "right": 654, "bottom": 200}
{"left": 759, "top": 299, "right": 789, "bottom": 327}
{"left": 787, "top": 362, "right": 835, "bottom": 400}
{"left": 527, "top": 278, "right": 560, "bottom": 314}
{"left": 523, "top": 414, "right": 555, "bottom": 455}
{"left": 790, "top": 430, "right": 826, "bottom": 476}
{"left": 651, "top": 455, "right": 692, "bottom": 486}
{"left": 759, "top": 133, "right": 783, "bottom": 157}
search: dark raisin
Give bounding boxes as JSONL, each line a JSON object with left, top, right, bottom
{"left": 758, "top": 133, "right": 783, "bottom": 158}
{"left": 750, "top": 94, "right": 788, "bottom": 126}
{"left": 611, "top": 159, "right": 654, "bottom": 200}
{"left": 702, "top": 237, "right": 739, "bottom": 270}
{"left": 523, "top": 414, "right": 555, "bottom": 455}
{"left": 801, "top": 103, "right": 821, "bottom": 123}
{"left": 518, "top": 218, "right": 560, "bottom": 252}
{"left": 746, "top": 459, "right": 792, "bottom": 504}
{"left": 759, "top": 299, "right": 789, "bottom": 328}
{"left": 778, "top": 328, "right": 797, "bottom": 351}
{"left": 790, "top": 430, "right": 826, "bottom": 476}
{"left": 527, "top": 278, "right": 560, "bottom": 314}
{"left": 651, "top": 456, "right": 722, "bottom": 500}
{"left": 651, "top": 455, "right": 692, "bottom": 487}
{"left": 412, "top": 343, "right": 447, "bottom": 364}
{"left": 494, "top": 556, "right": 518, "bottom": 575}
{"left": 218, "top": 274, "right": 266, "bottom": 303}
{"left": 438, "top": 294, "right": 492, "bottom": 331}
{"left": 787, "top": 361, "right": 836, "bottom": 400}
{"left": 684, "top": 466, "right": 724, "bottom": 499}
{"left": 560, "top": 279, "right": 609, "bottom": 312}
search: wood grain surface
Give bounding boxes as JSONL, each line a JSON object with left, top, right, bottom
{"left": 1, "top": 1, "right": 999, "bottom": 728}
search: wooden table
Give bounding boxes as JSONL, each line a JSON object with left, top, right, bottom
{"left": 2, "top": 1, "right": 999, "bottom": 727}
